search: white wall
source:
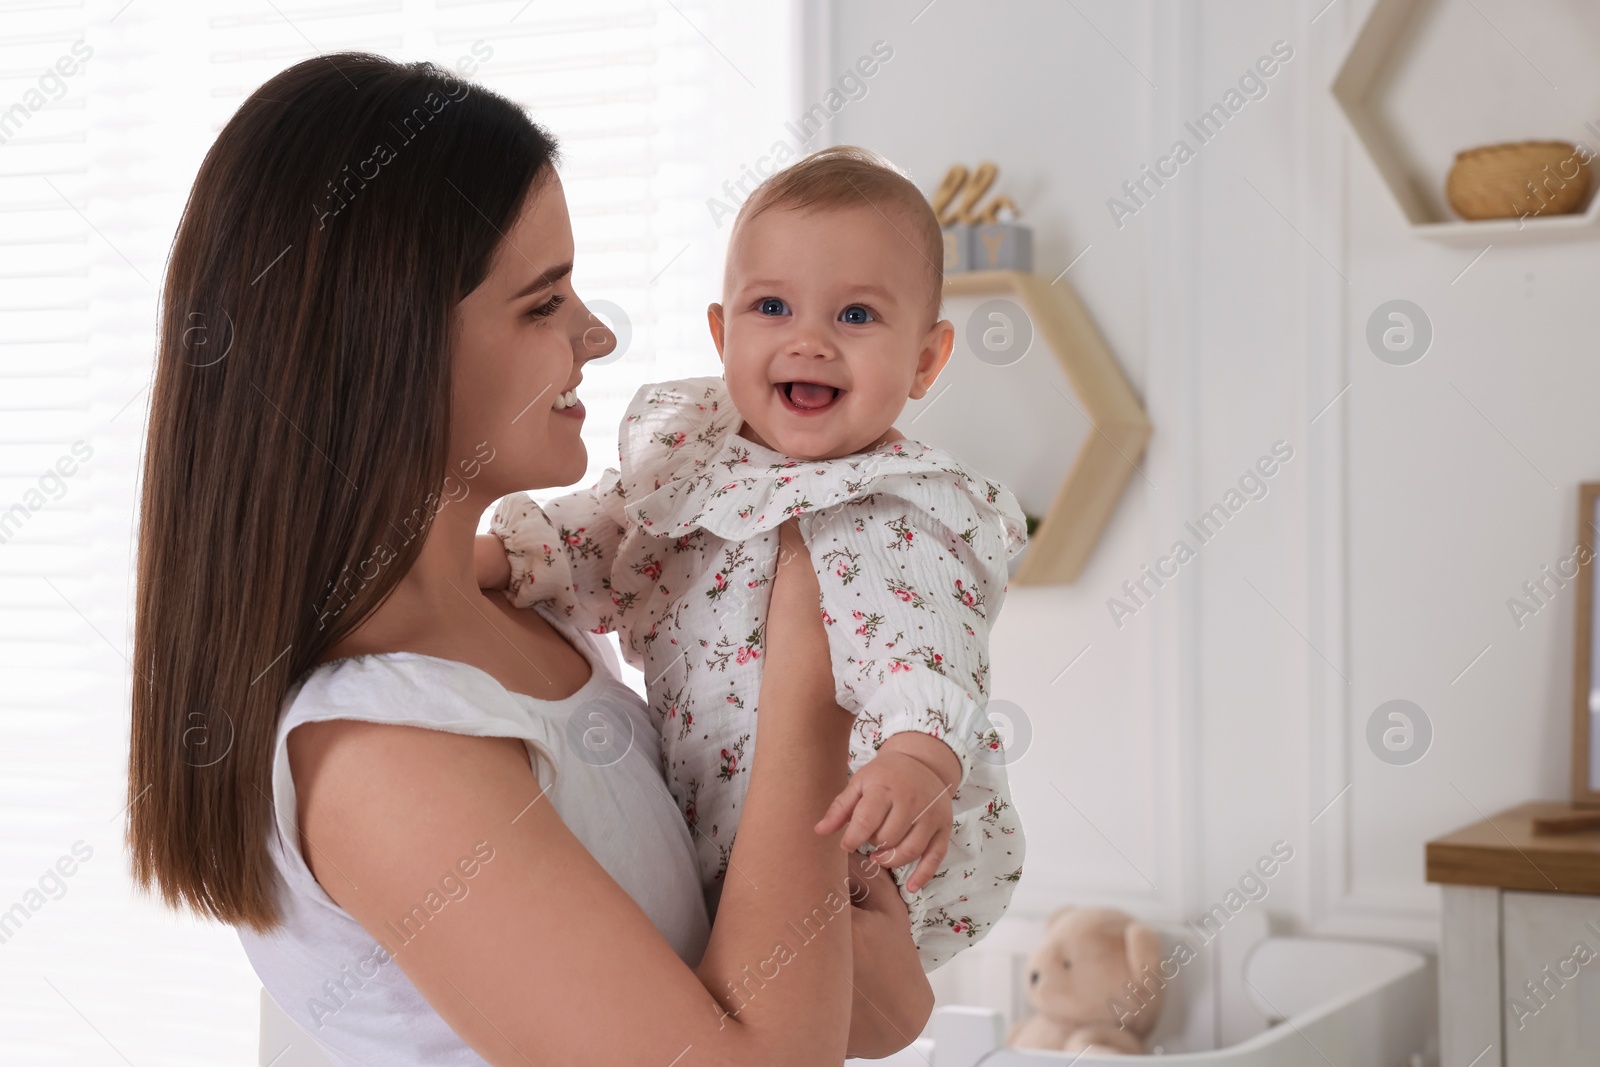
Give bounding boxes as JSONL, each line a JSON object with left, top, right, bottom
{"left": 817, "top": 0, "right": 1600, "bottom": 950}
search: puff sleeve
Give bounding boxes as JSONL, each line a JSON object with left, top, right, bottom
{"left": 796, "top": 476, "right": 1020, "bottom": 787}
{"left": 489, "top": 472, "right": 629, "bottom": 638}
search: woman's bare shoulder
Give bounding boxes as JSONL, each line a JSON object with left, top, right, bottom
{"left": 287, "top": 714, "right": 527, "bottom": 797}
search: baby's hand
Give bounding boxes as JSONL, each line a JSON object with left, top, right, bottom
{"left": 474, "top": 533, "right": 512, "bottom": 590}
{"left": 814, "top": 735, "right": 958, "bottom": 894}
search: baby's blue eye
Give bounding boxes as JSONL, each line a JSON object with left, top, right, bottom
{"left": 840, "top": 305, "right": 874, "bottom": 325}
{"left": 758, "top": 297, "right": 789, "bottom": 316}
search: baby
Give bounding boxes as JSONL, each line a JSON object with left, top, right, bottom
{"left": 480, "top": 145, "right": 1027, "bottom": 971}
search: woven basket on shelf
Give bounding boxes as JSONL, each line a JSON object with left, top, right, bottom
{"left": 1445, "top": 140, "right": 1591, "bottom": 220}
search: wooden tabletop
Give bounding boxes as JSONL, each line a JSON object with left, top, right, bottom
{"left": 1426, "top": 801, "right": 1600, "bottom": 895}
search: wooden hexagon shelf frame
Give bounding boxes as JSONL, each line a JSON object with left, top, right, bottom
{"left": 943, "top": 270, "right": 1152, "bottom": 586}
{"left": 1331, "top": 0, "right": 1600, "bottom": 244}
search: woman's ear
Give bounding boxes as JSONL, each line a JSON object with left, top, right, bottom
{"left": 707, "top": 303, "right": 727, "bottom": 362}
{"left": 910, "top": 319, "right": 954, "bottom": 400}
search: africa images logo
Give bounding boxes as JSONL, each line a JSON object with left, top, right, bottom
{"left": 1106, "top": 40, "right": 1294, "bottom": 230}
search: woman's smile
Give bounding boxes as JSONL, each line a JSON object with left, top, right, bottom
{"left": 552, "top": 388, "right": 585, "bottom": 419}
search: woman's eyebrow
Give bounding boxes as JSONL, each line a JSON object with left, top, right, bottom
{"left": 507, "top": 261, "right": 573, "bottom": 302}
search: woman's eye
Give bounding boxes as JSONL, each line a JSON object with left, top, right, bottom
{"left": 758, "top": 297, "right": 789, "bottom": 316}
{"left": 527, "top": 293, "right": 566, "bottom": 319}
{"left": 840, "top": 304, "right": 874, "bottom": 325}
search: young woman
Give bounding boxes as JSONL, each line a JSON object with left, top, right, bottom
{"left": 127, "top": 53, "right": 932, "bottom": 1065}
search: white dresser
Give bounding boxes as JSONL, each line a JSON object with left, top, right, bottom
{"left": 1429, "top": 801, "right": 1600, "bottom": 1067}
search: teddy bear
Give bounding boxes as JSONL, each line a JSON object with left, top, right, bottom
{"left": 1005, "top": 905, "right": 1166, "bottom": 1055}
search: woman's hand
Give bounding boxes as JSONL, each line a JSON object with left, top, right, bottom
{"left": 845, "top": 849, "right": 935, "bottom": 1058}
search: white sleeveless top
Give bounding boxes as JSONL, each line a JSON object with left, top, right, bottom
{"left": 238, "top": 604, "right": 712, "bottom": 1066}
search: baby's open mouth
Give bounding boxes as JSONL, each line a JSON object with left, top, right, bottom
{"left": 778, "top": 381, "right": 843, "bottom": 413}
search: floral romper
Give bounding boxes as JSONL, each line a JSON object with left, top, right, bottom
{"left": 490, "top": 376, "right": 1028, "bottom": 972}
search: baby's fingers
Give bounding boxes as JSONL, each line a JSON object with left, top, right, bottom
{"left": 897, "top": 822, "right": 952, "bottom": 894}
{"left": 838, "top": 790, "right": 894, "bottom": 853}
{"left": 874, "top": 818, "right": 935, "bottom": 878}
{"left": 814, "top": 778, "right": 863, "bottom": 836}
{"left": 909, "top": 824, "right": 952, "bottom": 893}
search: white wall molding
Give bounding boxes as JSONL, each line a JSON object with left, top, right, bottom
{"left": 1147, "top": 0, "right": 1207, "bottom": 925}
{"left": 792, "top": 0, "right": 830, "bottom": 132}
{"left": 1301, "top": 0, "right": 1439, "bottom": 944}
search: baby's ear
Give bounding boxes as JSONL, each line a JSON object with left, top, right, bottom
{"left": 911, "top": 318, "right": 955, "bottom": 399}
{"left": 707, "top": 303, "right": 727, "bottom": 360}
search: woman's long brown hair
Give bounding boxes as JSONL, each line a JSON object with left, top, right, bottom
{"left": 128, "top": 53, "right": 558, "bottom": 931}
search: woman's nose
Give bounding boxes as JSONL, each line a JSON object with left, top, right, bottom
{"left": 575, "top": 301, "right": 618, "bottom": 363}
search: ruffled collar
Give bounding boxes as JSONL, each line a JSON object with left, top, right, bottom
{"left": 614, "top": 376, "right": 1027, "bottom": 552}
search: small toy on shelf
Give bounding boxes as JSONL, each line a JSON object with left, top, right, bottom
{"left": 932, "top": 161, "right": 1033, "bottom": 273}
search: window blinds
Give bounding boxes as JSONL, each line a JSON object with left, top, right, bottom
{"left": 0, "top": 2, "right": 798, "bottom": 1061}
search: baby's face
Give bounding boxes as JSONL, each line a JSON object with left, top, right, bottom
{"left": 709, "top": 204, "right": 952, "bottom": 460}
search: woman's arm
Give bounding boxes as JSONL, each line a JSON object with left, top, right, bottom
{"left": 729, "top": 520, "right": 933, "bottom": 1059}
{"left": 770, "top": 504, "right": 935, "bottom": 1057}
{"left": 687, "top": 519, "right": 856, "bottom": 1048}
{"left": 289, "top": 522, "right": 855, "bottom": 1066}
{"left": 844, "top": 849, "right": 936, "bottom": 1058}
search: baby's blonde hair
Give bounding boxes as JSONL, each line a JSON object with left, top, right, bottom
{"left": 730, "top": 145, "right": 944, "bottom": 322}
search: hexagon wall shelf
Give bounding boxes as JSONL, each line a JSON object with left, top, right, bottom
{"left": 898, "top": 269, "right": 1152, "bottom": 586}
{"left": 1332, "top": 0, "right": 1600, "bottom": 244}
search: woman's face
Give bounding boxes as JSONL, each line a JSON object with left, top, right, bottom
{"left": 450, "top": 174, "right": 613, "bottom": 502}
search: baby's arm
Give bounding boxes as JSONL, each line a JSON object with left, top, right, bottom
{"left": 800, "top": 479, "right": 1014, "bottom": 787}
{"left": 799, "top": 475, "right": 1027, "bottom": 967}
{"left": 484, "top": 475, "right": 629, "bottom": 634}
